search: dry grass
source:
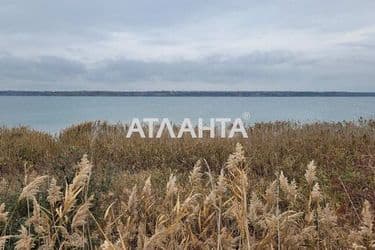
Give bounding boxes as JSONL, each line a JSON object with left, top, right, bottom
{"left": 0, "top": 144, "right": 374, "bottom": 249}
{"left": 0, "top": 120, "right": 374, "bottom": 248}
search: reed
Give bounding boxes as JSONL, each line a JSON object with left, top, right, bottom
{"left": 0, "top": 144, "right": 374, "bottom": 249}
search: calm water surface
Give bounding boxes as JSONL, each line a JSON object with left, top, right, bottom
{"left": 0, "top": 96, "right": 374, "bottom": 133}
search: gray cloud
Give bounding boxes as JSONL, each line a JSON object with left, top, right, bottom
{"left": 0, "top": 56, "right": 85, "bottom": 82}
{"left": 1, "top": 0, "right": 375, "bottom": 90}
{"left": 1, "top": 50, "right": 374, "bottom": 91}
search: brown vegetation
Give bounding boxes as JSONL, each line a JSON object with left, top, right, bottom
{"left": 0, "top": 120, "right": 374, "bottom": 248}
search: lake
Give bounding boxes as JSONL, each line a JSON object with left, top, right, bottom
{"left": 1, "top": 96, "right": 374, "bottom": 133}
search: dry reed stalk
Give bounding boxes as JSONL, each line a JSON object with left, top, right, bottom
{"left": 71, "top": 196, "right": 93, "bottom": 229}
{"left": 0, "top": 204, "right": 8, "bottom": 223}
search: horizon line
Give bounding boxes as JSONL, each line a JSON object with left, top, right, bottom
{"left": 1, "top": 90, "right": 375, "bottom": 97}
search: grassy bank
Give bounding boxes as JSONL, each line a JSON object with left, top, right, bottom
{"left": 0, "top": 120, "right": 374, "bottom": 248}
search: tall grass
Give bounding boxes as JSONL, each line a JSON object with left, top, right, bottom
{"left": 0, "top": 120, "right": 374, "bottom": 248}
{"left": 0, "top": 144, "right": 374, "bottom": 249}
{"left": 1, "top": 121, "right": 374, "bottom": 213}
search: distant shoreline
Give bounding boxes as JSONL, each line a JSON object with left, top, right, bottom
{"left": 1, "top": 90, "right": 375, "bottom": 97}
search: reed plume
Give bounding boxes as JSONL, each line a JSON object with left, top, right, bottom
{"left": 19, "top": 176, "right": 47, "bottom": 201}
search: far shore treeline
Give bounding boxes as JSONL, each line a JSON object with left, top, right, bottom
{"left": 1, "top": 90, "right": 375, "bottom": 97}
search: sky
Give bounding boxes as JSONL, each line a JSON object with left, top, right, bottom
{"left": 1, "top": 0, "right": 375, "bottom": 91}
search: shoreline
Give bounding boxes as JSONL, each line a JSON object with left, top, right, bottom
{"left": 1, "top": 90, "right": 375, "bottom": 97}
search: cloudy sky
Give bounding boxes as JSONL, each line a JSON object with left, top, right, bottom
{"left": 1, "top": 0, "right": 375, "bottom": 91}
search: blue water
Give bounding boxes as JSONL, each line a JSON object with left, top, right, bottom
{"left": 0, "top": 96, "right": 374, "bottom": 133}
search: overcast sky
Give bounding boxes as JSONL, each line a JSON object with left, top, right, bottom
{"left": 1, "top": 0, "right": 375, "bottom": 91}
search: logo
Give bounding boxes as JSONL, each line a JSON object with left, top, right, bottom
{"left": 125, "top": 118, "right": 249, "bottom": 138}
